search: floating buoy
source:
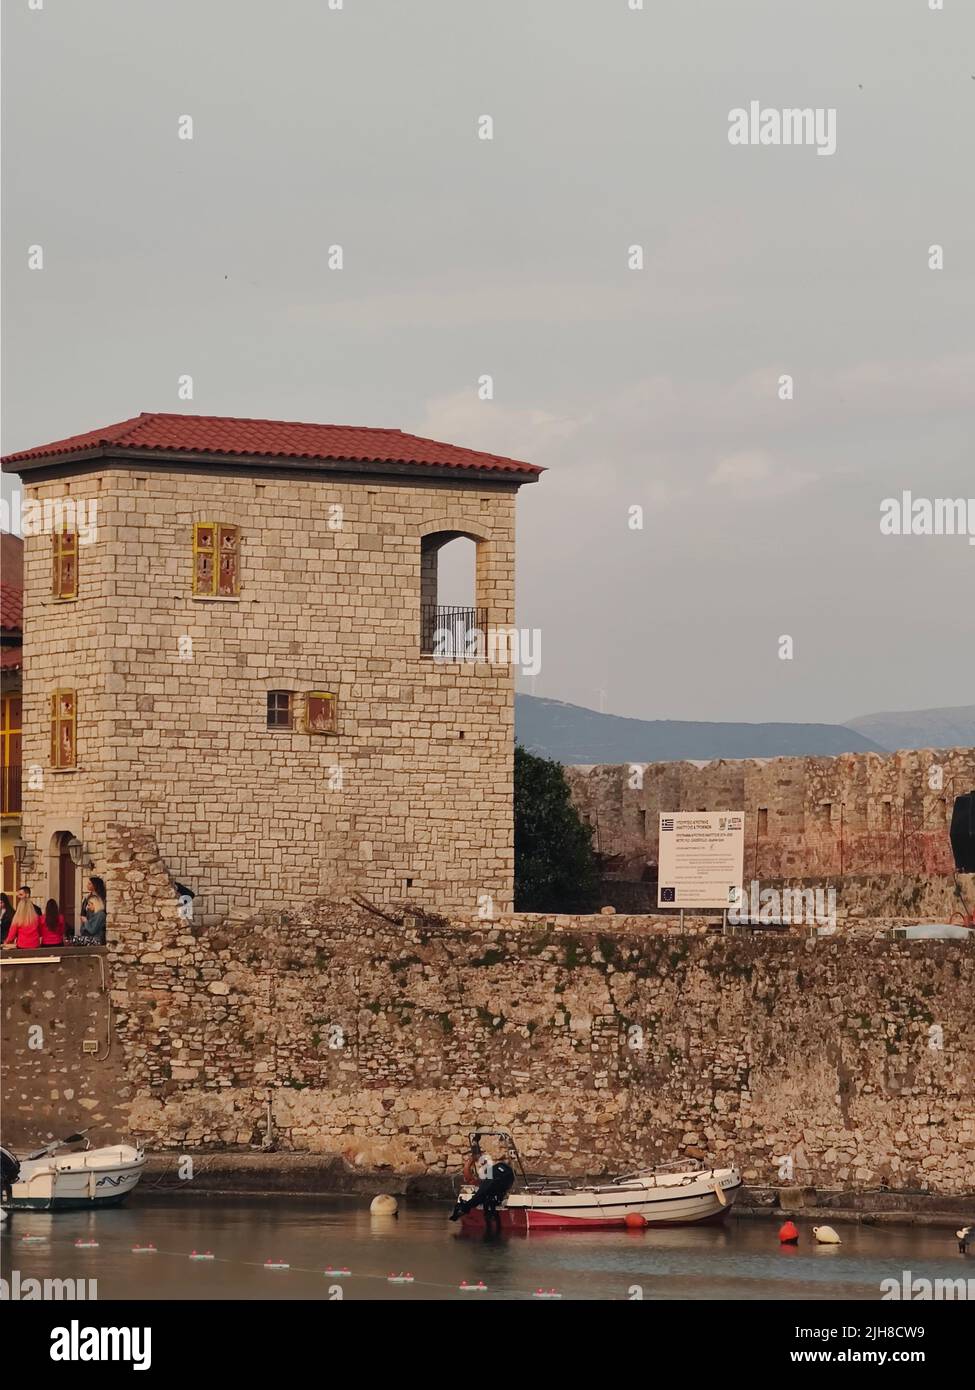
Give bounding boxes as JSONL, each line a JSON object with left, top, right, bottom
{"left": 387, "top": 1271, "right": 415, "bottom": 1284}
{"left": 189, "top": 1250, "right": 215, "bottom": 1261}
{"left": 459, "top": 1280, "right": 488, "bottom": 1291}
{"left": 324, "top": 1265, "right": 351, "bottom": 1277}
{"left": 132, "top": 1245, "right": 157, "bottom": 1254}
{"left": 778, "top": 1221, "right": 799, "bottom": 1245}
{"left": 813, "top": 1225, "right": 841, "bottom": 1245}
{"left": 624, "top": 1212, "right": 647, "bottom": 1229}
{"left": 533, "top": 1287, "right": 562, "bottom": 1299}
{"left": 957, "top": 1225, "right": 972, "bottom": 1255}
{"left": 370, "top": 1194, "right": 398, "bottom": 1216}
{"left": 74, "top": 1239, "right": 99, "bottom": 1248}
{"left": 264, "top": 1259, "right": 289, "bottom": 1270}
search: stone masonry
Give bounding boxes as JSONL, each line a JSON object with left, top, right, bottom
{"left": 567, "top": 749, "right": 975, "bottom": 885}
{"left": 4, "top": 825, "right": 971, "bottom": 1196}
{"left": 8, "top": 421, "right": 539, "bottom": 922}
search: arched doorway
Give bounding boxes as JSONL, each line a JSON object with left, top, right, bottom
{"left": 50, "top": 831, "right": 77, "bottom": 935}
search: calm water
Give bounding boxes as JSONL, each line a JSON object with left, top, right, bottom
{"left": 1, "top": 1197, "right": 966, "bottom": 1301}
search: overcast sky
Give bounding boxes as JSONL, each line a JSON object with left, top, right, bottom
{"left": 2, "top": 0, "right": 973, "bottom": 724}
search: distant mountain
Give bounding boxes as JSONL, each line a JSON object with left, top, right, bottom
{"left": 845, "top": 705, "right": 975, "bottom": 752}
{"left": 515, "top": 695, "right": 885, "bottom": 764}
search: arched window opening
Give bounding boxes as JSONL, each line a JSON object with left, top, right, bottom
{"left": 420, "top": 532, "right": 485, "bottom": 656}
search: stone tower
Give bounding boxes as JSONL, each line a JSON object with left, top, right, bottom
{"left": 2, "top": 413, "right": 541, "bottom": 924}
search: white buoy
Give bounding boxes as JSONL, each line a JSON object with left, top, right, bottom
{"left": 370, "top": 1194, "right": 398, "bottom": 1216}
{"left": 812, "top": 1225, "right": 841, "bottom": 1245}
{"left": 957, "top": 1225, "right": 972, "bottom": 1254}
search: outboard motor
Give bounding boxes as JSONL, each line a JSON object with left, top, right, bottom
{"left": 949, "top": 792, "right": 975, "bottom": 873}
{"left": 1, "top": 1144, "right": 21, "bottom": 1201}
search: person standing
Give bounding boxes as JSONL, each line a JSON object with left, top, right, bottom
{"left": 41, "top": 898, "right": 67, "bottom": 946}
{"left": 79, "top": 876, "right": 107, "bottom": 943}
{"left": 79, "top": 893, "right": 106, "bottom": 945}
{"left": 5, "top": 897, "right": 42, "bottom": 949}
{"left": 16, "top": 884, "right": 42, "bottom": 917}
{"left": 0, "top": 893, "right": 13, "bottom": 937}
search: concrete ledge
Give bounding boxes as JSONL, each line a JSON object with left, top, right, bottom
{"left": 134, "top": 1153, "right": 975, "bottom": 1227}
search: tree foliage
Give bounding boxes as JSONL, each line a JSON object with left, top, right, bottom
{"left": 514, "top": 744, "right": 601, "bottom": 912}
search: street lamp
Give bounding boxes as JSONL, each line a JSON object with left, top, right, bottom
{"left": 13, "top": 838, "right": 29, "bottom": 872}
{"left": 67, "top": 836, "right": 85, "bottom": 868}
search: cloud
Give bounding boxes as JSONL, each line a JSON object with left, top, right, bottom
{"left": 708, "top": 450, "right": 817, "bottom": 496}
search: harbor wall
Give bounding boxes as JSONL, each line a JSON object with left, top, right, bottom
{"left": 1, "top": 824, "right": 972, "bottom": 1195}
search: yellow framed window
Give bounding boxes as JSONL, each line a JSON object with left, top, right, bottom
{"left": 50, "top": 689, "right": 77, "bottom": 769}
{"left": 1, "top": 694, "right": 22, "bottom": 815}
{"left": 193, "top": 522, "right": 240, "bottom": 597}
{"left": 53, "top": 528, "right": 78, "bottom": 598}
{"left": 305, "top": 692, "right": 337, "bottom": 734}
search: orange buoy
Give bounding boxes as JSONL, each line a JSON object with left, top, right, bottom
{"left": 778, "top": 1221, "right": 799, "bottom": 1245}
{"left": 624, "top": 1212, "right": 647, "bottom": 1229}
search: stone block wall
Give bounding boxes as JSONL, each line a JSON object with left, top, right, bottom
{"left": 567, "top": 748, "right": 975, "bottom": 883}
{"left": 6, "top": 828, "right": 967, "bottom": 1194}
{"left": 18, "top": 467, "right": 519, "bottom": 920}
{"left": 0, "top": 946, "right": 132, "bottom": 1148}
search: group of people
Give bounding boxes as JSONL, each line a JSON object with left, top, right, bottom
{"left": 1, "top": 877, "right": 107, "bottom": 949}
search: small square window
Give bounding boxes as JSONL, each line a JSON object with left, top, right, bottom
{"left": 267, "top": 691, "right": 294, "bottom": 730}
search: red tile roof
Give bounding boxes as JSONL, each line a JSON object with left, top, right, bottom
{"left": 0, "top": 582, "right": 22, "bottom": 633}
{"left": 1, "top": 412, "right": 542, "bottom": 479}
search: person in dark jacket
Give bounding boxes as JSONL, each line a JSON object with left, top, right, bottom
{"left": 79, "top": 894, "right": 106, "bottom": 945}
{"left": 79, "top": 876, "right": 107, "bottom": 943}
{"left": 449, "top": 1145, "right": 516, "bottom": 1231}
{"left": 0, "top": 893, "right": 13, "bottom": 937}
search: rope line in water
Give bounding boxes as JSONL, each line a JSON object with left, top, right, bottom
{"left": 5, "top": 1229, "right": 590, "bottom": 1300}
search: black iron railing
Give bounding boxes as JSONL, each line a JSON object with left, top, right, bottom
{"left": 420, "top": 604, "right": 487, "bottom": 658}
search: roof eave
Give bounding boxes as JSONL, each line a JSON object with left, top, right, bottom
{"left": 2, "top": 445, "right": 541, "bottom": 487}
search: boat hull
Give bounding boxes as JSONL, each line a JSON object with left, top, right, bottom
{"left": 3, "top": 1146, "right": 145, "bottom": 1212}
{"left": 460, "top": 1170, "right": 741, "bottom": 1232}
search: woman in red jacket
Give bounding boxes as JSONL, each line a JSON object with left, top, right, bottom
{"left": 41, "top": 899, "right": 66, "bottom": 946}
{"left": 5, "top": 899, "right": 42, "bottom": 949}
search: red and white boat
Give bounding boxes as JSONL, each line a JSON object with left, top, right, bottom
{"left": 455, "top": 1129, "right": 741, "bottom": 1232}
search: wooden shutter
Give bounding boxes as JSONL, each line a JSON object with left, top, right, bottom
{"left": 51, "top": 689, "right": 77, "bottom": 769}
{"left": 53, "top": 529, "right": 78, "bottom": 598}
{"left": 305, "top": 692, "right": 337, "bottom": 734}
{"left": 217, "top": 525, "right": 240, "bottom": 596}
{"left": 193, "top": 523, "right": 216, "bottom": 595}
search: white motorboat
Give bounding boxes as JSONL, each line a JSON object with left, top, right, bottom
{"left": 1, "top": 1132, "right": 145, "bottom": 1212}
{"left": 454, "top": 1128, "right": 741, "bottom": 1231}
